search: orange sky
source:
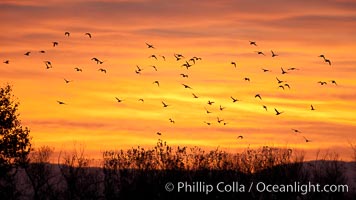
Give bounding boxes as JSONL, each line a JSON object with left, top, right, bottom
{"left": 0, "top": 0, "right": 355, "bottom": 161}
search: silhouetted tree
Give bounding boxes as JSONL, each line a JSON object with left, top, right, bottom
{"left": 0, "top": 84, "right": 32, "bottom": 198}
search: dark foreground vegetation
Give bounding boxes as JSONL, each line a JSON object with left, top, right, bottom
{"left": 1, "top": 85, "right": 355, "bottom": 200}
{"left": 0, "top": 141, "right": 354, "bottom": 200}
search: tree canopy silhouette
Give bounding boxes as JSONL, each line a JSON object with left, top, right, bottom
{"left": 0, "top": 84, "right": 31, "bottom": 175}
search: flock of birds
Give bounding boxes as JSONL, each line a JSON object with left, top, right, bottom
{"left": 1, "top": 31, "right": 338, "bottom": 145}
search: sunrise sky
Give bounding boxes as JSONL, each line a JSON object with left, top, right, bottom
{"left": 0, "top": 0, "right": 355, "bottom": 161}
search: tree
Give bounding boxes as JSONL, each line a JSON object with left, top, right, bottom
{"left": 0, "top": 84, "right": 31, "bottom": 175}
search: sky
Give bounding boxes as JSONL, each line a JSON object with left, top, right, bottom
{"left": 0, "top": 0, "right": 355, "bottom": 161}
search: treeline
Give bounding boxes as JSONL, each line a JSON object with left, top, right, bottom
{"left": 0, "top": 140, "right": 354, "bottom": 200}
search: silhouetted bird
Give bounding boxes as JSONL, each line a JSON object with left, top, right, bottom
{"left": 284, "top": 83, "right": 291, "bottom": 89}
{"left": 207, "top": 100, "right": 215, "bottom": 105}
{"left": 329, "top": 80, "right": 337, "bottom": 85}
{"left": 317, "top": 81, "right": 327, "bottom": 85}
{"left": 276, "top": 77, "right": 284, "bottom": 84}
{"left": 151, "top": 65, "right": 157, "bottom": 71}
{"left": 204, "top": 121, "right": 211, "bottom": 125}
{"left": 274, "top": 108, "right": 284, "bottom": 115}
{"left": 291, "top": 129, "right": 301, "bottom": 133}
{"left": 244, "top": 77, "right": 250, "bottom": 82}
{"left": 182, "top": 84, "right": 192, "bottom": 89}
{"left": 146, "top": 42, "right": 155, "bottom": 48}
{"left": 52, "top": 42, "right": 58, "bottom": 47}
{"left": 255, "top": 94, "right": 262, "bottom": 100}
{"left": 217, "top": 117, "right": 224, "bottom": 123}
{"left": 281, "top": 67, "right": 287, "bottom": 74}
{"left": 311, "top": 104, "right": 315, "bottom": 111}
{"left": 98, "top": 68, "right": 107, "bottom": 73}
{"left": 182, "top": 61, "right": 192, "bottom": 69}
{"left": 189, "top": 58, "right": 196, "bottom": 64}
{"left": 249, "top": 41, "right": 257, "bottom": 46}
{"left": 319, "top": 55, "right": 326, "bottom": 59}
{"left": 231, "top": 96, "right": 239, "bottom": 103}
{"left": 271, "top": 50, "right": 278, "bottom": 57}
{"left": 24, "top": 51, "right": 31, "bottom": 56}
{"left": 85, "top": 32, "right": 92, "bottom": 38}
{"left": 237, "top": 136, "right": 243, "bottom": 139}
{"left": 44, "top": 61, "right": 52, "bottom": 69}
{"left": 324, "top": 59, "right": 331, "bottom": 66}
{"left": 263, "top": 105, "right": 268, "bottom": 111}
{"left": 219, "top": 105, "right": 225, "bottom": 111}
{"left": 153, "top": 81, "right": 160, "bottom": 87}
{"left": 303, "top": 136, "right": 311, "bottom": 143}
{"left": 115, "top": 97, "right": 123, "bottom": 102}
{"left": 205, "top": 107, "right": 212, "bottom": 114}
{"left": 192, "top": 93, "right": 199, "bottom": 98}
{"left": 136, "top": 65, "right": 143, "bottom": 72}
{"left": 149, "top": 54, "right": 157, "bottom": 60}
{"left": 156, "top": 132, "right": 162, "bottom": 136}
{"left": 39, "top": 50, "right": 46, "bottom": 53}
{"left": 231, "top": 62, "right": 236, "bottom": 68}
{"left": 262, "top": 68, "right": 271, "bottom": 72}
{"left": 160, "top": 55, "right": 166, "bottom": 61}
{"left": 180, "top": 73, "right": 188, "bottom": 78}
{"left": 65, "top": 32, "right": 70, "bottom": 37}
{"left": 278, "top": 85, "right": 285, "bottom": 90}
{"left": 255, "top": 51, "right": 265, "bottom": 56}
{"left": 3, "top": 60, "right": 9, "bottom": 64}
{"left": 64, "top": 79, "right": 72, "bottom": 84}
{"left": 57, "top": 101, "right": 66, "bottom": 105}
{"left": 288, "top": 67, "right": 299, "bottom": 71}
{"left": 162, "top": 101, "right": 169, "bottom": 107}
{"left": 138, "top": 98, "right": 144, "bottom": 103}
{"left": 169, "top": 118, "right": 175, "bottom": 124}
{"left": 74, "top": 67, "right": 82, "bottom": 72}
{"left": 92, "top": 57, "right": 102, "bottom": 64}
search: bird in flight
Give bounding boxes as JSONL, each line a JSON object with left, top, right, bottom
{"left": 160, "top": 55, "right": 166, "bottom": 61}
{"left": 284, "top": 83, "right": 291, "bottom": 89}
{"left": 207, "top": 100, "right": 215, "bottom": 105}
{"left": 271, "top": 50, "right": 278, "bottom": 57}
{"left": 219, "top": 105, "right": 225, "bottom": 111}
{"left": 317, "top": 81, "right": 327, "bottom": 85}
{"left": 231, "top": 62, "right": 236, "bottom": 68}
{"left": 255, "top": 51, "right": 265, "bottom": 56}
{"left": 64, "top": 79, "right": 72, "bottom": 84}
{"left": 85, "top": 32, "right": 92, "bottom": 38}
{"left": 44, "top": 61, "right": 52, "bottom": 69}
{"left": 319, "top": 55, "right": 326, "bottom": 59}
{"left": 291, "top": 129, "right": 301, "bottom": 133}
{"left": 115, "top": 97, "right": 123, "bottom": 103}
{"left": 3, "top": 60, "right": 9, "bottom": 64}
{"left": 182, "top": 84, "right": 192, "bottom": 89}
{"left": 204, "top": 121, "right": 211, "bottom": 126}
{"left": 244, "top": 77, "right": 250, "bottom": 82}
{"left": 98, "top": 68, "right": 107, "bottom": 73}
{"left": 278, "top": 85, "right": 285, "bottom": 90}
{"left": 145, "top": 42, "right": 155, "bottom": 48}
{"left": 52, "top": 42, "right": 58, "bottom": 47}
{"left": 57, "top": 101, "right": 66, "bottom": 105}
{"left": 288, "top": 67, "right": 299, "bottom": 71}
{"left": 274, "top": 108, "right": 284, "bottom": 115}
{"left": 65, "top": 31, "right": 70, "bottom": 37}
{"left": 162, "top": 101, "right": 169, "bottom": 107}
{"left": 135, "top": 70, "right": 141, "bottom": 75}
{"left": 180, "top": 73, "right": 188, "bottom": 78}
{"left": 39, "top": 50, "right": 46, "bottom": 53}
{"left": 156, "top": 132, "right": 162, "bottom": 136}
{"left": 262, "top": 105, "right": 268, "bottom": 111}
{"left": 138, "top": 98, "right": 144, "bottom": 103}
{"left": 153, "top": 81, "right": 160, "bottom": 87}
{"left": 329, "top": 80, "right": 337, "bottom": 85}
{"left": 237, "top": 135, "right": 243, "bottom": 139}
{"left": 74, "top": 67, "right": 83, "bottom": 72}
{"left": 169, "top": 118, "right": 175, "bottom": 124}
{"left": 262, "top": 68, "right": 271, "bottom": 72}
{"left": 136, "top": 65, "right": 143, "bottom": 72}
{"left": 324, "top": 59, "right": 331, "bottom": 66}
{"left": 182, "top": 61, "right": 192, "bottom": 69}
{"left": 249, "top": 41, "right": 257, "bottom": 46}
{"left": 281, "top": 67, "right": 287, "bottom": 74}
{"left": 192, "top": 93, "right": 199, "bottom": 98}
{"left": 149, "top": 54, "right": 158, "bottom": 60}
{"left": 92, "top": 57, "right": 102, "bottom": 64}
{"left": 255, "top": 94, "right": 262, "bottom": 100}
{"left": 310, "top": 104, "right": 315, "bottom": 111}
{"left": 276, "top": 77, "right": 284, "bottom": 84}
{"left": 217, "top": 117, "right": 224, "bottom": 123}
{"left": 189, "top": 58, "right": 196, "bottom": 64}
{"left": 303, "top": 136, "right": 311, "bottom": 143}
{"left": 231, "top": 96, "right": 239, "bottom": 103}
{"left": 151, "top": 65, "right": 158, "bottom": 71}
{"left": 24, "top": 51, "right": 31, "bottom": 56}
{"left": 205, "top": 107, "right": 212, "bottom": 114}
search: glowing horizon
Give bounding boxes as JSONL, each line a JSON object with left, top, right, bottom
{"left": 1, "top": 0, "right": 355, "bottom": 161}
